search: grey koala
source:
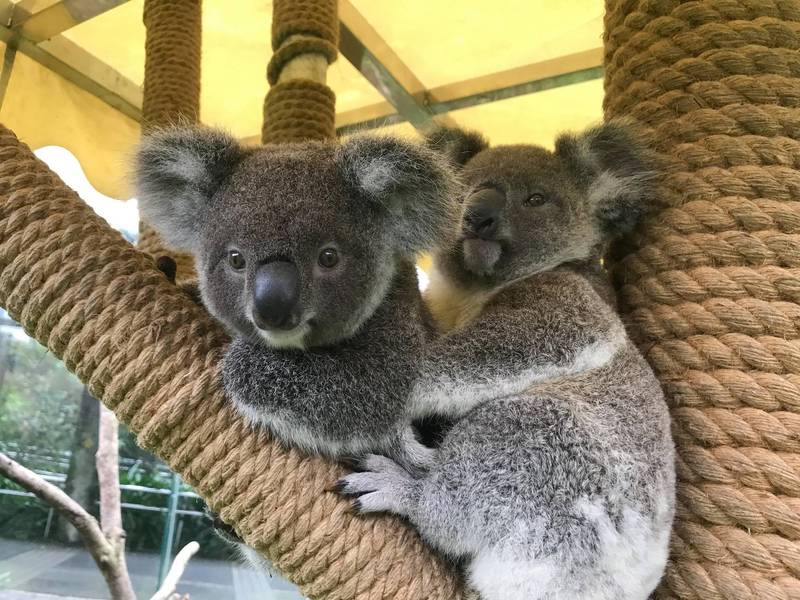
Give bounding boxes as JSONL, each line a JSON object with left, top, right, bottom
{"left": 133, "top": 126, "right": 461, "bottom": 471}
{"left": 338, "top": 121, "right": 676, "bottom": 600}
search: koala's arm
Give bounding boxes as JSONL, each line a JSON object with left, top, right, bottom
{"left": 222, "top": 337, "right": 420, "bottom": 461}
{"left": 413, "top": 270, "right": 627, "bottom": 419}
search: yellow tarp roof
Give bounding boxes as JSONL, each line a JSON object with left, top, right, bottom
{"left": 3, "top": 0, "right": 605, "bottom": 198}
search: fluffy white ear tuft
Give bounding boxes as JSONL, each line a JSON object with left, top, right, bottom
{"left": 337, "top": 134, "right": 463, "bottom": 256}
{"left": 556, "top": 118, "right": 662, "bottom": 238}
{"left": 133, "top": 126, "right": 247, "bottom": 253}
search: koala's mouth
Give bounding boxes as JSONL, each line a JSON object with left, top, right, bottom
{"left": 253, "top": 318, "right": 313, "bottom": 351}
{"left": 461, "top": 236, "right": 502, "bottom": 275}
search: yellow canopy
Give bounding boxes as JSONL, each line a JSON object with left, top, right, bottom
{"left": 2, "top": 0, "right": 604, "bottom": 199}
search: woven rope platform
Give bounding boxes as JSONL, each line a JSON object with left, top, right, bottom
{"left": 0, "top": 126, "right": 464, "bottom": 598}
{"left": 138, "top": 0, "right": 201, "bottom": 281}
{"left": 605, "top": 0, "right": 800, "bottom": 597}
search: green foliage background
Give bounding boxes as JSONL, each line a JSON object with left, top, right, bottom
{"left": 0, "top": 327, "right": 231, "bottom": 560}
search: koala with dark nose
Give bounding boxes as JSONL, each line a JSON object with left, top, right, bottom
{"left": 134, "top": 127, "right": 460, "bottom": 470}
{"left": 339, "top": 121, "right": 676, "bottom": 600}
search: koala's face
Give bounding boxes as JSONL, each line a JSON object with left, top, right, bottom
{"left": 455, "top": 146, "right": 598, "bottom": 283}
{"left": 429, "top": 121, "right": 658, "bottom": 288}
{"left": 135, "top": 129, "right": 459, "bottom": 349}
{"left": 198, "top": 147, "right": 397, "bottom": 349}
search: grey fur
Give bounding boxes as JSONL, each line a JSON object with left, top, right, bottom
{"left": 134, "top": 127, "right": 459, "bottom": 469}
{"left": 339, "top": 120, "right": 675, "bottom": 600}
{"left": 134, "top": 127, "right": 250, "bottom": 253}
{"left": 424, "top": 126, "right": 489, "bottom": 167}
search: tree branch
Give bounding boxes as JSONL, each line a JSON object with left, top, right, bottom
{"left": 151, "top": 541, "right": 200, "bottom": 600}
{"left": 97, "top": 405, "right": 123, "bottom": 534}
{"left": 96, "top": 405, "right": 136, "bottom": 600}
{"left": 0, "top": 451, "right": 110, "bottom": 553}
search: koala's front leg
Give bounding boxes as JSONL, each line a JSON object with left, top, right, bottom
{"left": 337, "top": 454, "right": 421, "bottom": 518}
{"left": 222, "top": 337, "right": 415, "bottom": 460}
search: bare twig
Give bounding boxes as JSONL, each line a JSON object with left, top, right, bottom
{"left": 151, "top": 541, "right": 200, "bottom": 600}
{"left": 0, "top": 451, "right": 109, "bottom": 551}
{"left": 96, "top": 405, "right": 136, "bottom": 600}
{"left": 0, "top": 410, "right": 198, "bottom": 600}
{"left": 0, "top": 451, "right": 134, "bottom": 598}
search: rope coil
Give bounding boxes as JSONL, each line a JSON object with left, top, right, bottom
{"left": 262, "top": 0, "right": 338, "bottom": 144}
{"left": 138, "top": 0, "right": 202, "bottom": 282}
{"left": 262, "top": 80, "right": 337, "bottom": 143}
{"left": 606, "top": 0, "right": 800, "bottom": 597}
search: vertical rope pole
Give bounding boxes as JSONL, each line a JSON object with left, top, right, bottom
{"left": 261, "top": 0, "right": 338, "bottom": 144}
{"left": 137, "top": 0, "right": 202, "bottom": 281}
{"left": 604, "top": 1, "right": 800, "bottom": 598}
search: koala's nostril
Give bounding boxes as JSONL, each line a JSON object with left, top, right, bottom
{"left": 465, "top": 187, "right": 504, "bottom": 240}
{"left": 475, "top": 216, "right": 495, "bottom": 236}
{"left": 466, "top": 209, "right": 499, "bottom": 239}
{"left": 252, "top": 261, "right": 300, "bottom": 331}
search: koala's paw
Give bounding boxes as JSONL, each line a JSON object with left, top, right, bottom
{"left": 336, "top": 454, "right": 418, "bottom": 517}
{"left": 203, "top": 506, "right": 243, "bottom": 543}
{"left": 156, "top": 255, "right": 178, "bottom": 283}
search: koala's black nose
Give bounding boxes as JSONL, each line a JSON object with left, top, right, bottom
{"left": 252, "top": 261, "right": 300, "bottom": 330}
{"left": 465, "top": 188, "right": 505, "bottom": 239}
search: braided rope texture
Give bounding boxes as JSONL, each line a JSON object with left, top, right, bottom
{"left": 138, "top": 0, "right": 202, "bottom": 281}
{"left": 605, "top": 1, "right": 800, "bottom": 597}
{"left": 0, "top": 126, "right": 465, "bottom": 598}
{"left": 262, "top": 0, "right": 338, "bottom": 144}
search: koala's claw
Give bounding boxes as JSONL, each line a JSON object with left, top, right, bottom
{"left": 332, "top": 478, "right": 358, "bottom": 496}
{"left": 337, "top": 455, "right": 419, "bottom": 517}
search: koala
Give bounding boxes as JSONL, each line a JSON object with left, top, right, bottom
{"left": 133, "top": 126, "right": 461, "bottom": 472}
{"left": 338, "top": 121, "right": 676, "bottom": 600}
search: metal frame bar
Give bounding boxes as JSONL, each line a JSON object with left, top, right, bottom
{"left": 11, "top": 0, "right": 131, "bottom": 43}
{"left": 0, "top": 0, "right": 141, "bottom": 121}
{"left": 336, "top": 50, "right": 604, "bottom": 135}
{"left": 338, "top": 0, "right": 456, "bottom": 132}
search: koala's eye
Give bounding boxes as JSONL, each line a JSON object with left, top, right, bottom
{"left": 228, "top": 250, "right": 246, "bottom": 270}
{"left": 525, "top": 193, "right": 547, "bottom": 207}
{"left": 318, "top": 248, "right": 339, "bottom": 269}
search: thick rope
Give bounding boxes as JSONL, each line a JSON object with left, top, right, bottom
{"left": 605, "top": 1, "right": 800, "bottom": 598}
{"left": 0, "top": 126, "right": 464, "bottom": 599}
{"left": 262, "top": 0, "right": 338, "bottom": 144}
{"left": 137, "top": 0, "right": 202, "bottom": 282}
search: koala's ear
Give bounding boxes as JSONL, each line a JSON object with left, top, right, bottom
{"left": 555, "top": 118, "right": 662, "bottom": 238}
{"left": 338, "top": 135, "right": 461, "bottom": 256}
{"left": 424, "top": 125, "right": 489, "bottom": 167}
{"left": 133, "top": 126, "right": 248, "bottom": 253}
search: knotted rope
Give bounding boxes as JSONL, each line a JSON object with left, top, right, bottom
{"left": 261, "top": 0, "right": 338, "bottom": 144}
{"left": 605, "top": 0, "right": 800, "bottom": 597}
{"left": 137, "top": 0, "right": 202, "bottom": 282}
{"left": 0, "top": 126, "right": 464, "bottom": 598}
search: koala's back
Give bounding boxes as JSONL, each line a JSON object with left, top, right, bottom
{"left": 416, "top": 344, "right": 673, "bottom": 597}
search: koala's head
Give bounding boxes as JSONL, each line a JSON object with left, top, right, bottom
{"left": 134, "top": 127, "right": 459, "bottom": 349}
{"left": 427, "top": 119, "right": 660, "bottom": 288}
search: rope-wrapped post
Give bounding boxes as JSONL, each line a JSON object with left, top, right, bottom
{"left": 262, "top": 0, "right": 338, "bottom": 144}
{"left": 137, "top": 0, "right": 202, "bottom": 282}
{"left": 605, "top": 1, "right": 800, "bottom": 597}
{"left": 0, "top": 127, "right": 465, "bottom": 598}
